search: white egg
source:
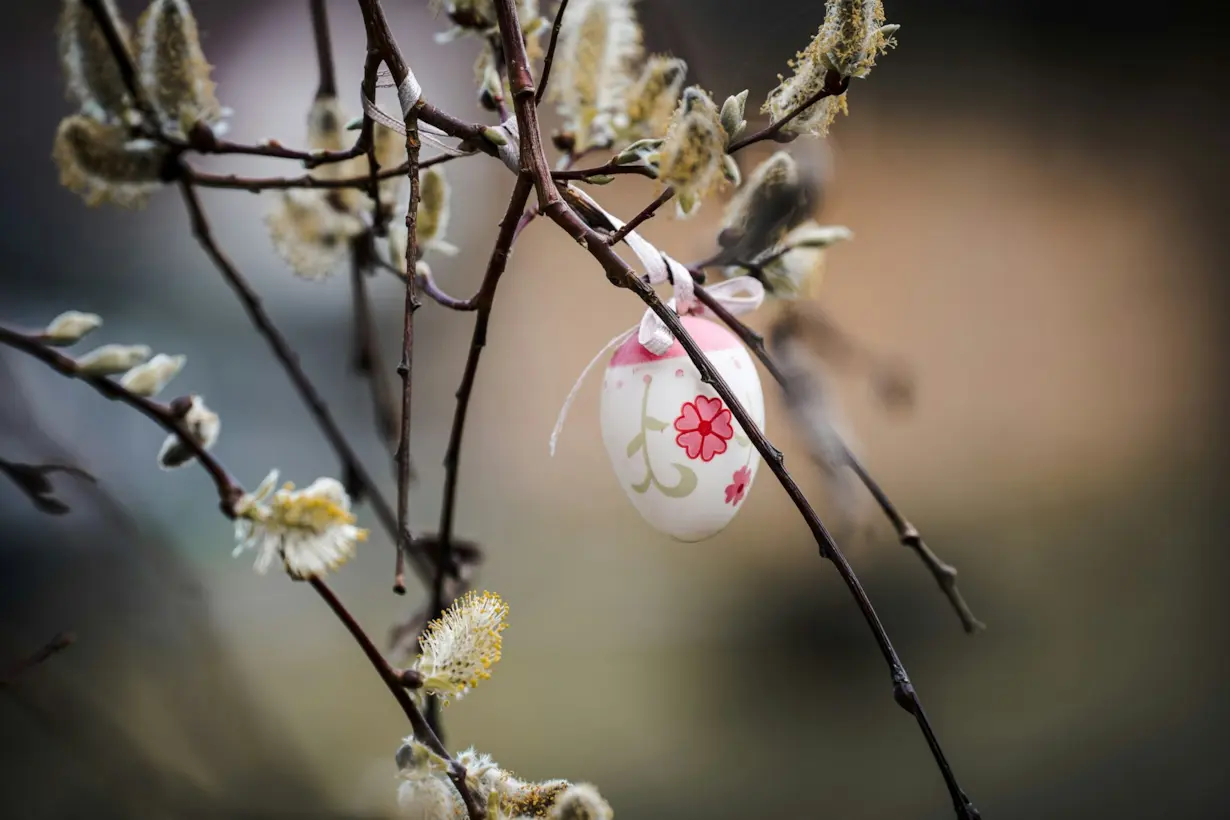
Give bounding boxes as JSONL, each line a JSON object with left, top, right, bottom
{"left": 599, "top": 315, "right": 765, "bottom": 542}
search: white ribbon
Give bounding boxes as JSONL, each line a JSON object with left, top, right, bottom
{"left": 360, "top": 73, "right": 470, "bottom": 156}
{"left": 688, "top": 275, "right": 765, "bottom": 320}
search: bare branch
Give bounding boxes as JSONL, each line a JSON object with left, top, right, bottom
{"left": 535, "top": 0, "right": 571, "bottom": 105}
{"left": 0, "top": 324, "right": 241, "bottom": 514}
{"left": 1, "top": 632, "right": 77, "bottom": 688}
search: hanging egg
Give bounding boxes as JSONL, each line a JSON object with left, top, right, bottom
{"left": 599, "top": 316, "right": 765, "bottom": 541}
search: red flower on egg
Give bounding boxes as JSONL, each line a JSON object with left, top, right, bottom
{"left": 674, "top": 395, "right": 734, "bottom": 462}
{"left": 725, "top": 465, "right": 752, "bottom": 505}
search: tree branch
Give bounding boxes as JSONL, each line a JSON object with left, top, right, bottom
{"left": 534, "top": 0, "right": 570, "bottom": 105}
{"left": 0, "top": 324, "right": 242, "bottom": 514}
{"left": 606, "top": 187, "right": 675, "bottom": 246}
{"left": 308, "top": 577, "right": 482, "bottom": 820}
{"left": 488, "top": 2, "right": 978, "bottom": 816}
{"left": 691, "top": 287, "right": 984, "bottom": 633}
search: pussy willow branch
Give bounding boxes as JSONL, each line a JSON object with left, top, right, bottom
{"left": 77, "top": 0, "right": 440, "bottom": 586}
{"left": 551, "top": 160, "right": 655, "bottom": 181}
{"left": 177, "top": 175, "right": 435, "bottom": 584}
{"left": 391, "top": 64, "right": 423, "bottom": 600}
{"left": 309, "top": 576, "right": 482, "bottom": 820}
{"left": 350, "top": 237, "right": 400, "bottom": 449}
{"left": 0, "top": 632, "right": 77, "bottom": 689}
{"left": 1, "top": 317, "right": 479, "bottom": 814}
{"left": 0, "top": 324, "right": 242, "bottom": 513}
{"left": 534, "top": 0, "right": 570, "bottom": 104}
{"left": 691, "top": 288, "right": 984, "bottom": 633}
{"left": 187, "top": 152, "right": 466, "bottom": 194}
{"left": 309, "top": 0, "right": 398, "bottom": 462}
{"left": 488, "top": 2, "right": 978, "bottom": 817}
{"left": 429, "top": 172, "right": 535, "bottom": 730}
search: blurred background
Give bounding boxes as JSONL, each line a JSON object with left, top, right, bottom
{"left": 2, "top": 0, "right": 1228, "bottom": 817}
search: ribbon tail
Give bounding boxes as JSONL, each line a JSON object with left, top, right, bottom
{"left": 549, "top": 326, "right": 636, "bottom": 457}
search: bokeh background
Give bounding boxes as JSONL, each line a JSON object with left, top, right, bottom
{"left": 2, "top": 1, "right": 1228, "bottom": 817}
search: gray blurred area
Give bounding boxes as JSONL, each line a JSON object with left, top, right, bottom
{"left": 2, "top": 0, "right": 1228, "bottom": 817}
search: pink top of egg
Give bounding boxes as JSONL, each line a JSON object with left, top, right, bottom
{"left": 610, "top": 316, "right": 740, "bottom": 366}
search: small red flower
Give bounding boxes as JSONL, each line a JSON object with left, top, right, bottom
{"left": 674, "top": 395, "right": 734, "bottom": 462}
{"left": 725, "top": 465, "right": 752, "bottom": 505}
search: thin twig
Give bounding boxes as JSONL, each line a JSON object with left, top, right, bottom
{"left": 187, "top": 152, "right": 466, "bottom": 194}
{"left": 350, "top": 236, "right": 400, "bottom": 450}
{"left": 535, "top": 0, "right": 570, "bottom": 105}
{"left": 394, "top": 107, "right": 422, "bottom": 599}
{"left": 606, "top": 187, "right": 675, "bottom": 245}
{"left": 0, "top": 325, "right": 242, "bottom": 514}
{"left": 0, "top": 632, "right": 77, "bottom": 688}
{"left": 551, "top": 160, "right": 655, "bottom": 181}
{"left": 488, "top": 3, "right": 978, "bottom": 816}
{"left": 417, "top": 267, "right": 479, "bottom": 311}
{"left": 309, "top": 0, "right": 337, "bottom": 98}
{"left": 309, "top": 577, "right": 482, "bottom": 820}
{"left": 726, "top": 71, "right": 850, "bottom": 153}
{"left": 429, "top": 173, "right": 534, "bottom": 728}
{"left": 691, "top": 287, "right": 983, "bottom": 633}
{"left": 177, "top": 175, "right": 432, "bottom": 582}
{"left": 0, "top": 456, "right": 95, "bottom": 516}
{"left": 352, "top": 0, "right": 427, "bottom": 600}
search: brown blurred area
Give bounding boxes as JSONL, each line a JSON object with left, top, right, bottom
{"left": 2, "top": 1, "right": 1228, "bottom": 818}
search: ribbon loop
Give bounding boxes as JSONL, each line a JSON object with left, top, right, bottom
{"left": 689, "top": 275, "right": 764, "bottom": 319}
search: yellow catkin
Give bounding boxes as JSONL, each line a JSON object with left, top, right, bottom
{"left": 58, "top": 0, "right": 134, "bottom": 123}
{"left": 52, "top": 114, "right": 167, "bottom": 208}
{"left": 136, "top": 0, "right": 222, "bottom": 135}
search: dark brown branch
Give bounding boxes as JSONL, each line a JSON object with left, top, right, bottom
{"left": 534, "top": 0, "right": 570, "bottom": 105}
{"left": 0, "top": 457, "right": 95, "bottom": 516}
{"left": 176, "top": 175, "right": 432, "bottom": 583}
{"left": 418, "top": 267, "right": 480, "bottom": 312}
{"left": 691, "top": 288, "right": 983, "bottom": 633}
{"left": 432, "top": 173, "right": 534, "bottom": 712}
{"left": 489, "top": 2, "right": 978, "bottom": 816}
{"left": 309, "top": 577, "right": 481, "bottom": 820}
{"left": 309, "top": 0, "right": 337, "bottom": 98}
{"left": 390, "top": 76, "right": 423, "bottom": 600}
{"left": 551, "top": 160, "right": 655, "bottom": 181}
{"left": 0, "top": 632, "right": 77, "bottom": 688}
{"left": 606, "top": 187, "right": 675, "bottom": 246}
{"left": 350, "top": 237, "right": 400, "bottom": 450}
{"left": 0, "top": 325, "right": 243, "bottom": 514}
{"left": 187, "top": 152, "right": 466, "bottom": 194}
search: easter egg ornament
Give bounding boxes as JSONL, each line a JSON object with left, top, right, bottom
{"left": 548, "top": 186, "right": 767, "bottom": 542}
{"left": 599, "top": 315, "right": 765, "bottom": 541}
